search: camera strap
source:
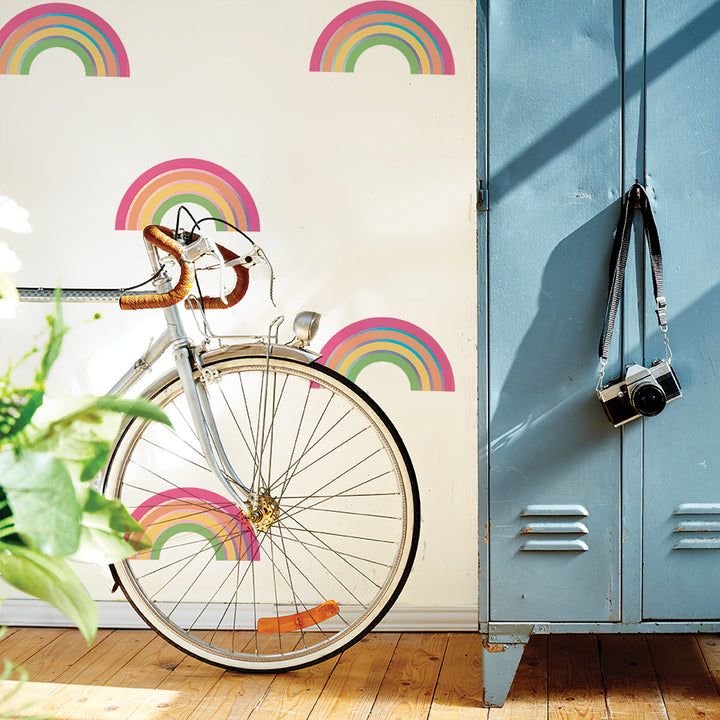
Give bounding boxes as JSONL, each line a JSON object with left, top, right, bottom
{"left": 597, "top": 183, "right": 672, "bottom": 389}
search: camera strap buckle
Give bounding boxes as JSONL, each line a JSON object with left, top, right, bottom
{"left": 596, "top": 357, "right": 608, "bottom": 395}
{"left": 655, "top": 295, "right": 668, "bottom": 326}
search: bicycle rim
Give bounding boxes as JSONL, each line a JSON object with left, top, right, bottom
{"left": 105, "top": 354, "right": 419, "bottom": 671}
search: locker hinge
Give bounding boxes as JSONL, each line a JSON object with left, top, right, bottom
{"left": 477, "top": 180, "right": 489, "bottom": 211}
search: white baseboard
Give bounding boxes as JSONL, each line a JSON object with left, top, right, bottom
{"left": 1, "top": 599, "right": 478, "bottom": 632}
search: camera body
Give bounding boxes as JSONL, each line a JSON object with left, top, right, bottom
{"left": 598, "top": 360, "right": 681, "bottom": 427}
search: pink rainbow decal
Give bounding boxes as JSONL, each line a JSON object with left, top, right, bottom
{"left": 128, "top": 487, "right": 260, "bottom": 561}
{"left": 319, "top": 317, "right": 455, "bottom": 391}
{"left": 0, "top": 3, "right": 129, "bottom": 76}
{"left": 310, "top": 1, "right": 454, "bottom": 75}
{"left": 115, "top": 158, "right": 261, "bottom": 232}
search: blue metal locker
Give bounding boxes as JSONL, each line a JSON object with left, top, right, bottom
{"left": 479, "top": 0, "right": 720, "bottom": 705}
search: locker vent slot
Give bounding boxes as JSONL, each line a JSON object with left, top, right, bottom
{"left": 672, "top": 503, "right": 720, "bottom": 550}
{"left": 519, "top": 504, "right": 589, "bottom": 552}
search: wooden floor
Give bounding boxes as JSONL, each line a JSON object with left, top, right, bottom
{"left": 2, "top": 629, "right": 720, "bottom": 719}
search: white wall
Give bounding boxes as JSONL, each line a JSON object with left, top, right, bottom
{"left": 0, "top": 0, "right": 477, "bottom": 627}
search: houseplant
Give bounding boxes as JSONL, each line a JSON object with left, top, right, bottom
{"left": 0, "top": 198, "right": 169, "bottom": 642}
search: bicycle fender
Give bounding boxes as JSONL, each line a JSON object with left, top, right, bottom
{"left": 199, "top": 343, "right": 320, "bottom": 366}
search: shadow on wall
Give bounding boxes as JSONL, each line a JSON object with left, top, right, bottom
{"left": 490, "top": 0, "right": 720, "bottom": 205}
{"left": 487, "top": 197, "right": 716, "bottom": 487}
{"left": 488, "top": 205, "right": 621, "bottom": 475}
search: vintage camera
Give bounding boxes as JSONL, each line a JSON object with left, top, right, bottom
{"left": 598, "top": 360, "right": 681, "bottom": 427}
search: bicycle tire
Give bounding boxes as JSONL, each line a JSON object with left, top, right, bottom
{"left": 104, "top": 353, "right": 419, "bottom": 672}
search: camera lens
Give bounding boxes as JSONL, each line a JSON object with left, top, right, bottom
{"left": 630, "top": 382, "right": 667, "bottom": 416}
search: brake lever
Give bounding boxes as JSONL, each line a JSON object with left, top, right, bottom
{"left": 226, "top": 245, "right": 276, "bottom": 306}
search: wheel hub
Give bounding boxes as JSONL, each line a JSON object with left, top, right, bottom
{"left": 249, "top": 490, "right": 280, "bottom": 531}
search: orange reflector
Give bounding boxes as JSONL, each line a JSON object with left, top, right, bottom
{"left": 257, "top": 600, "right": 340, "bottom": 634}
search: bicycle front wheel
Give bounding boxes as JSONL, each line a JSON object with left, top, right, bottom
{"left": 105, "top": 353, "right": 419, "bottom": 671}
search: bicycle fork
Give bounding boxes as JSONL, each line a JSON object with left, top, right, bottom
{"left": 172, "top": 343, "right": 255, "bottom": 516}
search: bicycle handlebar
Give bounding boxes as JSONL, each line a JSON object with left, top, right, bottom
{"left": 184, "top": 243, "right": 249, "bottom": 310}
{"left": 120, "top": 225, "right": 253, "bottom": 311}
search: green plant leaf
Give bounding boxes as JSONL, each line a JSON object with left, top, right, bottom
{"left": 38, "top": 294, "right": 64, "bottom": 383}
{"left": 27, "top": 396, "right": 171, "bottom": 482}
{"left": 85, "top": 396, "right": 173, "bottom": 427}
{"left": 0, "top": 450, "right": 80, "bottom": 556}
{"left": 0, "top": 490, "right": 21, "bottom": 546}
{"left": 70, "top": 488, "right": 150, "bottom": 563}
{"left": 83, "top": 488, "right": 146, "bottom": 535}
{"left": 0, "top": 386, "right": 43, "bottom": 443}
{"left": 78, "top": 439, "right": 111, "bottom": 482}
{"left": 0, "top": 541, "right": 96, "bottom": 642}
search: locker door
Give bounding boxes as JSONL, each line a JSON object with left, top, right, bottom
{"left": 642, "top": 0, "right": 720, "bottom": 620}
{"left": 487, "top": 1, "right": 623, "bottom": 622}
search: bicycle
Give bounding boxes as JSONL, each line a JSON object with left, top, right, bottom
{"left": 18, "top": 216, "right": 419, "bottom": 672}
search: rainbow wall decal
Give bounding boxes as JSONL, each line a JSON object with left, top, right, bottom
{"left": 0, "top": 3, "right": 129, "bottom": 76}
{"left": 319, "top": 317, "right": 455, "bottom": 391}
{"left": 115, "top": 158, "right": 261, "bottom": 232}
{"left": 310, "top": 1, "right": 454, "bottom": 75}
{"left": 129, "top": 487, "right": 260, "bottom": 561}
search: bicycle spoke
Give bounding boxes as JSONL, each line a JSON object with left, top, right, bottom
{"left": 276, "top": 468, "right": 396, "bottom": 523}
{"left": 272, "top": 533, "right": 393, "bottom": 569}
{"left": 270, "top": 392, "right": 338, "bottom": 495}
{"left": 133, "top": 439, "right": 210, "bottom": 474}
{"left": 279, "top": 511, "right": 385, "bottom": 593}
{"left": 262, "top": 524, "right": 355, "bottom": 621}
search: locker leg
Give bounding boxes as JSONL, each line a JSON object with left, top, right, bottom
{"left": 481, "top": 625, "right": 532, "bottom": 707}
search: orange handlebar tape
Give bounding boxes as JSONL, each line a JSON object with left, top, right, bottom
{"left": 120, "top": 225, "right": 195, "bottom": 310}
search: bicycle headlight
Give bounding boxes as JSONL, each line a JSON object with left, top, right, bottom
{"left": 293, "top": 311, "right": 321, "bottom": 346}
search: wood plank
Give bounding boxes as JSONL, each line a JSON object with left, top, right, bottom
{"left": 697, "top": 634, "right": 720, "bottom": 694}
{"left": 427, "top": 633, "right": 487, "bottom": 720}
{"left": 647, "top": 634, "right": 720, "bottom": 720}
{"left": 14, "top": 630, "right": 159, "bottom": 718}
{"left": 308, "top": 632, "right": 401, "bottom": 720}
{"left": 489, "top": 634, "right": 547, "bottom": 720}
{"left": 0, "top": 627, "right": 70, "bottom": 666}
{"left": 25, "top": 629, "right": 111, "bottom": 681}
{"left": 181, "top": 631, "right": 304, "bottom": 720}
{"left": 547, "top": 635, "right": 607, "bottom": 720}
{"left": 34, "top": 634, "right": 190, "bottom": 720}
{"left": 0, "top": 629, "right": 68, "bottom": 720}
{"left": 140, "top": 631, "right": 229, "bottom": 719}
{"left": 182, "top": 668, "right": 278, "bottom": 720}
{"left": 0, "top": 628, "right": 18, "bottom": 643}
{"left": 245, "top": 654, "right": 340, "bottom": 720}
{"left": 367, "top": 632, "right": 449, "bottom": 720}
{"left": 54, "top": 630, "right": 154, "bottom": 685}
{"left": 599, "top": 635, "right": 667, "bottom": 720}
